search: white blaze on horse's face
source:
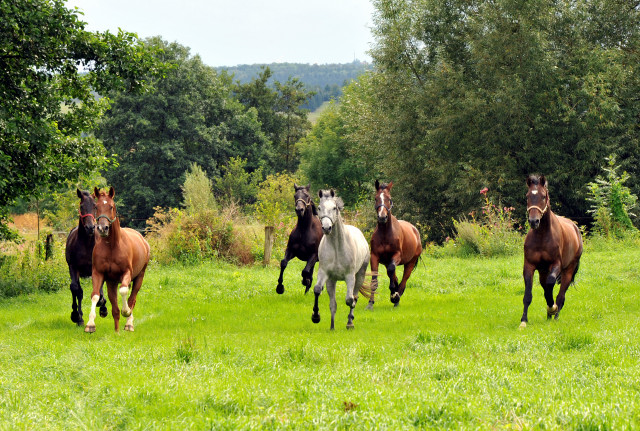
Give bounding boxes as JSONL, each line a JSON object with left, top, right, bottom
{"left": 378, "top": 193, "right": 386, "bottom": 219}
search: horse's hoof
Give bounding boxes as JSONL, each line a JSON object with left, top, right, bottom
{"left": 99, "top": 307, "right": 108, "bottom": 318}
{"left": 124, "top": 324, "right": 134, "bottom": 332}
{"left": 70, "top": 310, "right": 80, "bottom": 323}
{"left": 276, "top": 284, "right": 285, "bottom": 295}
{"left": 346, "top": 324, "right": 354, "bottom": 330}
{"left": 311, "top": 314, "right": 321, "bottom": 324}
{"left": 547, "top": 304, "right": 558, "bottom": 315}
{"left": 393, "top": 302, "right": 400, "bottom": 308}
{"left": 121, "top": 309, "right": 131, "bottom": 318}
{"left": 76, "top": 319, "right": 85, "bottom": 327}
{"left": 390, "top": 294, "right": 400, "bottom": 304}
{"left": 84, "top": 324, "right": 95, "bottom": 333}
{"left": 365, "top": 303, "right": 374, "bottom": 311}
{"left": 519, "top": 321, "right": 527, "bottom": 330}
{"left": 304, "top": 284, "right": 311, "bottom": 295}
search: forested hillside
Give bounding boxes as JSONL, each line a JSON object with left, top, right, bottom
{"left": 218, "top": 61, "right": 371, "bottom": 111}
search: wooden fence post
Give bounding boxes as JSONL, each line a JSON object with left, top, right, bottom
{"left": 45, "top": 234, "right": 54, "bottom": 260}
{"left": 263, "top": 226, "right": 275, "bottom": 265}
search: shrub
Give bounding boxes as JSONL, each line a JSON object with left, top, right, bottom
{"left": 449, "top": 187, "right": 522, "bottom": 257}
{"left": 182, "top": 163, "right": 217, "bottom": 215}
{"left": 587, "top": 156, "right": 638, "bottom": 238}
{"left": 214, "top": 157, "right": 263, "bottom": 208}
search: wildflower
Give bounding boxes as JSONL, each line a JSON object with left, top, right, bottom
{"left": 480, "top": 187, "right": 488, "bottom": 195}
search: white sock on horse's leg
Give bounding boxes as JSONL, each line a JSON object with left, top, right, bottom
{"left": 87, "top": 294, "right": 99, "bottom": 327}
{"left": 119, "top": 286, "right": 131, "bottom": 316}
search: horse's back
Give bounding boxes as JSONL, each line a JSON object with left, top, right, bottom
{"left": 122, "top": 227, "right": 150, "bottom": 275}
{"left": 65, "top": 226, "right": 93, "bottom": 277}
{"left": 398, "top": 220, "right": 422, "bottom": 260}
{"left": 344, "top": 224, "right": 370, "bottom": 265}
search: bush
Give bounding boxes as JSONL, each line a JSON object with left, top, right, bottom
{"left": 448, "top": 187, "right": 522, "bottom": 257}
{"left": 0, "top": 239, "right": 68, "bottom": 298}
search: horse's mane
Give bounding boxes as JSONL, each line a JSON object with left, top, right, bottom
{"left": 527, "top": 174, "right": 547, "bottom": 187}
{"left": 80, "top": 190, "right": 92, "bottom": 198}
{"left": 319, "top": 189, "right": 344, "bottom": 211}
{"left": 378, "top": 182, "right": 390, "bottom": 190}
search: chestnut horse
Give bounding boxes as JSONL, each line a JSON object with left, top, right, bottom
{"left": 276, "top": 184, "right": 323, "bottom": 294}
{"left": 65, "top": 189, "right": 107, "bottom": 326}
{"left": 85, "top": 187, "right": 150, "bottom": 333}
{"left": 520, "top": 175, "right": 583, "bottom": 328}
{"left": 368, "top": 180, "right": 422, "bottom": 308}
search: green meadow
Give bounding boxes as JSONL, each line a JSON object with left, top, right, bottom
{"left": 1, "top": 241, "right": 639, "bottom": 430}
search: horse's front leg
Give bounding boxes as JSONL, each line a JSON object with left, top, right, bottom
{"left": 301, "top": 254, "right": 318, "bottom": 294}
{"left": 345, "top": 273, "right": 357, "bottom": 329}
{"left": 276, "top": 248, "right": 294, "bottom": 294}
{"left": 367, "top": 254, "right": 379, "bottom": 310}
{"left": 106, "top": 281, "right": 120, "bottom": 332}
{"left": 85, "top": 270, "right": 105, "bottom": 333}
{"left": 543, "top": 262, "right": 562, "bottom": 319}
{"left": 326, "top": 279, "right": 338, "bottom": 330}
{"left": 520, "top": 262, "right": 535, "bottom": 329}
{"left": 388, "top": 253, "right": 401, "bottom": 305}
{"left": 119, "top": 269, "right": 133, "bottom": 318}
{"left": 311, "top": 268, "right": 327, "bottom": 324}
{"left": 124, "top": 264, "right": 147, "bottom": 332}
{"left": 69, "top": 266, "right": 83, "bottom": 326}
{"left": 554, "top": 262, "right": 577, "bottom": 320}
{"left": 397, "top": 255, "right": 419, "bottom": 298}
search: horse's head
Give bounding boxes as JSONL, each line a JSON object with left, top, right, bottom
{"left": 94, "top": 186, "right": 117, "bottom": 238}
{"left": 317, "top": 189, "right": 344, "bottom": 235}
{"left": 526, "top": 175, "right": 549, "bottom": 229}
{"left": 374, "top": 180, "right": 394, "bottom": 224}
{"left": 294, "top": 183, "right": 313, "bottom": 217}
{"left": 76, "top": 189, "right": 97, "bottom": 235}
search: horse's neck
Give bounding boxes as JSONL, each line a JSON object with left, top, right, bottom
{"left": 76, "top": 220, "right": 95, "bottom": 245}
{"left": 297, "top": 206, "right": 314, "bottom": 227}
{"left": 326, "top": 214, "right": 347, "bottom": 249}
{"left": 377, "top": 214, "right": 399, "bottom": 235}
{"left": 106, "top": 219, "right": 123, "bottom": 245}
{"left": 536, "top": 209, "right": 556, "bottom": 235}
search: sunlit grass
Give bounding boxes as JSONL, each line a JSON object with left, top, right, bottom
{"left": 1, "top": 245, "right": 640, "bottom": 429}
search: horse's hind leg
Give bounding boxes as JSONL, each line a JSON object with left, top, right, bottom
{"left": 301, "top": 254, "right": 318, "bottom": 294}
{"left": 98, "top": 286, "right": 108, "bottom": 318}
{"left": 312, "top": 268, "right": 327, "bottom": 324}
{"left": 326, "top": 279, "right": 337, "bottom": 330}
{"left": 276, "top": 249, "right": 294, "bottom": 294}
{"left": 396, "top": 255, "right": 419, "bottom": 301}
{"left": 541, "top": 263, "right": 561, "bottom": 319}
{"left": 555, "top": 262, "right": 578, "bottom": 320}
{"left": 367, "top": 254, "right": 379, "bottom": 310}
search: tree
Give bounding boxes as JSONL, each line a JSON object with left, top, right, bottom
{"left": 95, "top": 38, "right": 270, "bottom": 227}
{"left": 343, "top": 0, "right": 640, "bottom": 240}
{"left": 298, "top": 101, "right": 374, "bottom": 205}
{"left": 0, "top": 0, "right": 160, "bottom": 239}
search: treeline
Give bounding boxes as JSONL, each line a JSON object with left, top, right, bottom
{"left": 218, "top": 61, "right": 371, "bottom": 111}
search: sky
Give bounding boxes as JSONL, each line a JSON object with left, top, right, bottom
{"left": 64, "top": 0, "right": 376, "bottom": 67}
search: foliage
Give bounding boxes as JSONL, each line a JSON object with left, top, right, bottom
{"left": 298, "top": 102, "right": 374, "bottom": 206}
{"left": 587, "top": 156, "right": 638, "bottom": 238}
{"left": 0, "top": 239, "right": 67, "bottom": 298}
{"left": 253, "top": 173, "right": 297, "bottom": 258}
{"left": 0, "top": 0, "right": 161, "bottom": 240}
{"left": 449, "top": 187, "right": 523, "bottom": 257}
{"left": 95, "top": 38, "right": 270, "bottom": 228}
{"left": 145, "top": 205, "right": 256, "bottom": 266}
{"left": 2, "top": 245, "right": 640, "bottom": 428}
{"left": 343, "top": 0, "right": 640, "bottom": 241}
{"left": 213, "top": 157, "right": 263, "bottom": 208}
{"left": 182, "top": 163, "right": 217, "bottom": 215}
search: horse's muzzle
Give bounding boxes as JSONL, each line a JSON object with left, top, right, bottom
{"left": 295, "top": 207, "right": 305, "bottom": 217}
{"left": 529, "top": 218, "right": 540, "bottom": 229}
{"left": 322, "top": 225, "right": 332, "bottom": 235}
{"left": 377, "top": 215, "right": 388, "bottom": 224}
{"left": 96, "top": 225, "right": 110, "bottom": 237}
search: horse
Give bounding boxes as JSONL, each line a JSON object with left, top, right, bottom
{"left": 85, "top": 187, "right": 150, "bottom": 333}
{"left": 311, "top": 189, "right": 371, "bottom": 330}
{"left": 368, "top": 180, "right": 423, "bottom": 308}
{"left": 64, "top": 189, "right": 107, "bottom": 326}
{"left": 520, "top": 174, "right": 583, "bottom": 328}
{"left": 276, "top": 184, "right": 323, "bottom": 295}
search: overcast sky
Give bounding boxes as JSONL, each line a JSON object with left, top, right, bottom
{"left": 64, "top": 0, "right": 376, "bottom": 67}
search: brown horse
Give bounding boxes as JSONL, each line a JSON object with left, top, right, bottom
{"left": 85, "top": 187, "right": 150, "bottom": 333}
{"left": 520, "top": 175, "right": 583, "bottom": 328}
{"left": 65, "top": 189, "right": 107, "bottom": 326}
{"left": 368, "top": 180, "right": 422, "bottom": 308}
{"left": 276, "top": 184, "right": 323, "bottom": 294}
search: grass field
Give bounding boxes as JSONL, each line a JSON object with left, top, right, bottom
{"left": 1, "top": 240, "right": 640, "bottom": 429}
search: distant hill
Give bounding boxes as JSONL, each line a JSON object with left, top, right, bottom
{"left": 216, "top": 61, "right": 372, "bottom": 111}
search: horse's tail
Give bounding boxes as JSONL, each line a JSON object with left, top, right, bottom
{"left": 571, "top": 258, "right": 580, "bottom": 284}
{"left": 358, "top": 283, "right": 372, "bottom": 299}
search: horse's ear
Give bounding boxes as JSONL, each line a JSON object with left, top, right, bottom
{"left": 336, "top": 197, "right": 344, "bottom": 212}
{"left": 305, "top": 184, "right": 310, "bottom": 190}
{"left": 330, "top": 189, "right": 335, "bottom": 198}
{"left": 312, "top": 202, "right": 318, "bottom": 216}
{"left": 94, "top": 187, "right": 101, "bottom": 198}
{"left": 375, "top": 179, "right": 380, "bottom": 190}
{"left": 294, "top": 183, "right": 299, "bottom": 189}
{"left": 539, "top": 175, "right": 547, "bottom": 188}
{"left": 388, "top": 181, "right": 394, "bottom": 190}
{"left": 77, "top": 188, "right": 83, "bottom": 199}
{"left": 318, "top": 190, "right": 323, "bottom": 198}
{"left": 108, "top": 186, "right": 115, "bottom": 198}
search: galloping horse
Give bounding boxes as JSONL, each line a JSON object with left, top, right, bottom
{"left": 65, "top": 189, "right": 107, "bottom": 326}
{"left": 369, "top": 180, "right": 422, "bottom": 308}
{"left": 85, "top": 187, "right": 150, "bottom": 333}
{"left": 276, "top": 184, "right": 323, "bottom": 294}
{"left": 520, "top": 175, "right": 583, "bottom": 328}
{"left": 311, "top": 189, "right": 370, "bottom": 330}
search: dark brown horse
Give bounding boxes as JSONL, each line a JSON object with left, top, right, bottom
{"left": 520, "top": 175, "right": 583, "bottom": 328}
{"left": 85, "top": 187, "right": 150, "bottom": 333}
{"left": 276, "top": 184, "right": 323, "bottom": 294}
{"left": 368, "top": 180, "right": 422, "bottom": 308}
{"left": 65, "top": 189, "right": 107, "bottom": 326}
